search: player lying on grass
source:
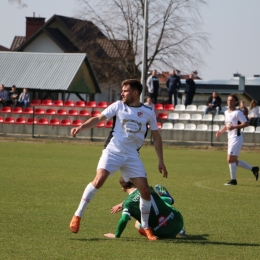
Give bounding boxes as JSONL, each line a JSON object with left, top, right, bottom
{"left": 104, "top": 177, "right": 184, "bottom": 239}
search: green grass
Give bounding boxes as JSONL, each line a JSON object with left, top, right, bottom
{"left": 0, "top": 140, "right": 259, "bottom": 260}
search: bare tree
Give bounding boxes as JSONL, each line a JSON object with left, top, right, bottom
{"left": 8, "top": 0, "right": 27, "bottom": 8}
{"left": 75, "top": 0, "right": 210, "bottom": 77}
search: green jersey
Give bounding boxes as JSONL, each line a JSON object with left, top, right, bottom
{"left": 115, "top": 187, "right": 183, "bottom": 238}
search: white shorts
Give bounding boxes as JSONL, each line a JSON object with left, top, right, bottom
{"left": 97, "top": 149, "right": 147, "bottom": 182}
{"left": 228, "top": 136, "right": 243, "bottom": 156}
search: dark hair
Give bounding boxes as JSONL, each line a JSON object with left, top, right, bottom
{"left": 121, "top": 79, "right": 143, "bottom": 95}
{"left": 119, "top": 177, "right": 135, "bottom": 189}
{"left": 12, "top": 85, "right": 16, "bottom": 88}
{"left": 229, "top": 93, "right": 239, "bottom": 105}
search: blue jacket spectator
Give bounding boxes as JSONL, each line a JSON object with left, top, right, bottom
{"left": 166, "top": 70, "right": 181, "bottom": 105}
{"left": 0, "top": 84, "right": 9, "bottom": 107}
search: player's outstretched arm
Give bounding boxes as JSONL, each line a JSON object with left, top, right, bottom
{"left": 216, "top": 126, "right": 227, "bottom": 138}
{"left": 110, "top": 203, "right": 123, "bottom": 214}
{"left": 152, "top": 130, "right": 168, "bottom": 178}
{"left": 71, "top": 114, "right": 107, "bottom": 138}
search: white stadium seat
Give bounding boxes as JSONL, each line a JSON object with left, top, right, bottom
{"left": 185, "top": 123, "right": 196, "bottom": 130}
{"left": 213, "top": 115, "right": 225, "bottom": 121}
{"left": 186, "top": 105, "right": 197, "bottom": 111}
{"left": 168, "top": 112, "right": 179, "bottom": 120}
{"left": 173, "top": 123, "right": 185, "bottom": 130}
{"left": 191, "top": 114, "right": 202, "bottom": 121}
{"left": 197, "top": 105, "right": 207, "bottom": 112}
{"left": 174, "top": 104, "right": 185, "bottom": 111}
{"left": 242, "top": 126, "right": 255, "bottom": 133}
{"left": 221, "top": 106, "right": 228, "bottom": 113}
{"left": 196, "top": 124, "right": 208, "bottom": 131}
{"left": 255, "top": 126, "right": 260, "bottom": 133}
{"left": 202, "top": 114, "right": 213, "bottom": 121}
{"left": 179, "top": 113, "right": 191, "bottom": 120}
{"left": 161, "top": 122, "right": 173, "bottom": 130}
{"left": 208, "top": 125, "right": 220, "bottom": 131}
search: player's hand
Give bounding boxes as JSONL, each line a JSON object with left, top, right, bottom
{"left": 110, "top": 203, "right": 123, "bottom": 214}
{"left": 158, "top": 161, "right": 168, "bottom": 178}
{"left": 216, "top": 131, "right": 221, "bottom": 138}
{"left": 71, "top": 127, "right": 80, "bottom": 138}
{"left": 104, "top": 233, "right": 116, "bottom": 238}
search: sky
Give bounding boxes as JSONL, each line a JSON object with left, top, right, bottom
{"left": 1, "top": 0, "right": 260, "bottom": 80}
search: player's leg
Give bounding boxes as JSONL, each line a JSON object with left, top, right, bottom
{"left": 237, "top": 160, "right": 259, "bottom": 181}
{"left": 70, "top": 169, "right": 110, "bottom": 233}
{"left": 155, "top": 184, "right": 174, "bottom": 205}
{"left": 70, "top": 150, "right": 121, "bottom": 233}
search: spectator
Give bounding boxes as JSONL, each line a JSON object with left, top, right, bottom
{"left": 0, "top": 84, "right": 9, "bottom": 107}
{"left": 146, "top": 70, "right": 160, "bottom": 104}
{"left": 144, "top": 97, "right": 154, "bottom": 110}
{"left": 248, "top": 100, "right": 259, "bottom": 128}
{"left": 7, "top": 85, "right": 19, "bottom": 106}
{"left": 204, "top": 92, "right": 222, "bottom": 115}
{"left": 239, "top": 100, "right": 248, "bottom": 119}
{"left": 184, "top": 73, "right": 196, "bottom": 106}
{"left": 17, "top": 88, "right": 30, "bottom": 108}
{"left": 166, "top": 70, "right": 181, "bottom": 105}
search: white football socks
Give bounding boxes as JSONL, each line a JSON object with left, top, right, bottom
{"left": 229, "top": 162, "right": 237, "bottom": 180}
{"left": 75, "top": 182, "right": 98, "bottom": 218}
{"left": 237, "top": 160, "right": 252, "bottom": 170}
{"left": 139, "top": 197, "right": 151, "bottom": 229}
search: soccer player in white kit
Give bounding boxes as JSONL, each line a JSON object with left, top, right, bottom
{"left": 216, "top": 94, "right": 259, "bottom": 185}
{"left": 69, "top": 79, "right": 168, "bottom": 240}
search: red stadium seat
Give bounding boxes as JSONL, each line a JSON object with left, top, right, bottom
{"left": 12, "top": 107, "right": 22, "bottom": 114}
{"left": 23, "top": 107, "right": 33, "bottom": 114}
{"left": 154, "top": 103, "right": 163, "bottom": 111}
{"left": 35, "top": 108, "right": 45, "bottom": 114}
{"left": 71, "top": 119, "right": 82, "bottom": 126}
{"left": 68, "top": 109, "right": 78, "bottom": 116}
{"left": 53, "top": 100, "right": 63, "bottom": 106}
{"left": 91, "top": 110, "right": 101, "bottom": 117}
{"left": 37, "top": 118, "right": 49, "bottom": 125}
{"left": 79, "top": 110, "right": 90, "bottom": 116}
{"left": 4, "top": 117, "right": 14, "bottom": 124}
{"left": 75, "top": 101, "right": 85, "bottom": 107}
{"left": 0, "top": 106, "right": 11, "bottom": 113}
{"left": 163, "top": 104, "right": 174, "bottom": 111}
{"left": 15, "top": 117, "right": 26, "bottom": 124}
{"left": 30, "top": 99, "right": 41, "bottom": 106}
{"left": 60, "top": 119, "right": 71, "bottom": 126}
{"left": 105, "top": 120, "right": 113, "bottom": 128}
{"left": 0, "top": 116, "right": 3, "bottom": 123}
{"left": 49, "top": 118, "right": 60, "bottom": 126}
{"left": 26, "top": 118, "right": 37, "bottom": 125}
{"left": 96, "top": 101, "right": 108, "bottom": 108}
{"left": 157, "top": 113, "right": 168, "bottom": 119}
{"left": 41, "top": 99, "right": 53, "bottom": 106}
{"left": 57, "top": 109, "right": 67, "bottom": 115}
{"left": 85, "top": 101, "right": 96, "bottom": 108}
{"left": 45, "top": 108, "right": 56, "bottom": 115}
{"left": 96, "top": 121, "right": 105, "bottom": 128}
{"left": 64, "top": 100, "right": 75, "bottom": 107}
{"left": 157, "top": 122, "right": 162, "bottom": 129}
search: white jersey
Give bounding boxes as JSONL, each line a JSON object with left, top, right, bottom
{"left": 224, "top": 109, "right": 247, "bottom": 139}
{"left": 102, "top": 101, "right": 158, "bottom": 156}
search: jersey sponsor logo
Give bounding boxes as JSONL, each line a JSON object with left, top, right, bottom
{"left": 122, "top": 119, "right": 142, "bottom": 133}
{"left": 137, "top": 112, "right": 143, "bottom": 117}
{"left": 154, "top": 212, "right": 174, "bottom": 231}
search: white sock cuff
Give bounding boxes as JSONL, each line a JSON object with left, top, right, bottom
{"left": 89, "top": 182, "right": 98, "bottom": 192}
{"left": 140, "top": 197, "right": 151, "bottom": 206}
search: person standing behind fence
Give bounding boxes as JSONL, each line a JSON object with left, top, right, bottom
{"left": 17, "top": 88, "right": 30, "bottom": 108}
{"left": 166, "top": 70, "right": 181, "bottom": 106}
{"left": 146, "top": 70, "right": 160, "bottom": 104}
{"left": 248, "top": 100, "right": 259, "bottom": 128}
{"left": 184, "top": 73, "right": 196, "bottom": 107}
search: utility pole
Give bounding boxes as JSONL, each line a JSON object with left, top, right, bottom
{"left": 140, "top": 0, "right": 148, "bottom": 103}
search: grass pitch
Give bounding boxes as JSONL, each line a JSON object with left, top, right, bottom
{"left": 0, "top": 139, "right": 259, "bottom": 260}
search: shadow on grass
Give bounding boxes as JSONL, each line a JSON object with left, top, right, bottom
{"left": 70, "top": 234, "right": 260, "bottom": 247}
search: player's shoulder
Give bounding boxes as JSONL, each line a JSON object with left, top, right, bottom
{"left": 142, "top": 104, "right": 153, "bottom": 111}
